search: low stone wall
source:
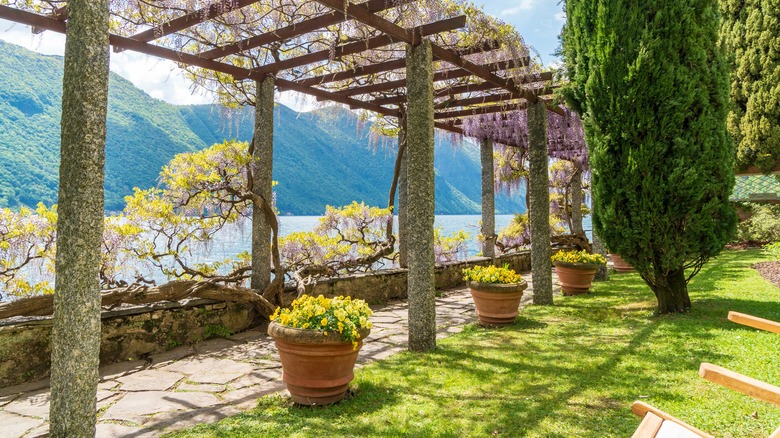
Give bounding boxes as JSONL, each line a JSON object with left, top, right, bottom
{"left": 300, "top": 250, "right": 532, "bottom": 302}
{"left": 0, "top": 300, "right": 257, "bottom": 387}
{"left": 0, "top": 250, "right": 530, "bottom": 387}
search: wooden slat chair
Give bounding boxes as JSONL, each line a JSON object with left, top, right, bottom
{"left": 631, "top": 312, "right": 780, "bottom": 438}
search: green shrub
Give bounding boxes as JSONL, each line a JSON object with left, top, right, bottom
{"left": 736, "top": 204, "right": 780, "bottom": 243}
{"left": 764, "top": 242, "right": 780, "bottom": 261}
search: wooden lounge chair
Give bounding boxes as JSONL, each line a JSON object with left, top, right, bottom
{"left": 631, "top": 312, "right": 780, "bottom": 437}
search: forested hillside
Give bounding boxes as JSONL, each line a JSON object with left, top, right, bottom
{"left": 0, "top": 40, "right": 525, "bottom": 215}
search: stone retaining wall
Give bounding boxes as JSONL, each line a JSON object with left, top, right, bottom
{"left": 0, "top": 251, "right": 530, "bottom": 387}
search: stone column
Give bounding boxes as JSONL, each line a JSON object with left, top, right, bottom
{"left": 251, "top": 76, "right": 274, "bottom": 290}
{"left": 528, "top": 100, "right": 553, "bottom": 305}
{"left": 398, "top": 114, "right": 409, "bottom": 268}
{"left": 406, "top": 40, "right": 436, "bottom": 352}
{"left": 571, "top": 168, "right": 584, "bottom": 235}
{"left": 49, "top": 0, "right": 110, "bottom": 435}
{"left": 480, "top": 138, "right": 496, "bottom": 259}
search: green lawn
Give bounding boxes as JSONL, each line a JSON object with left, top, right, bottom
{"left": 171, "top": 250, "right": 780, "bottom": 437}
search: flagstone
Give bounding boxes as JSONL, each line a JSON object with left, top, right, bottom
{"left": 117, "top": 370, "right": 184, "bottom": 392}
{"left": 101, "top": 391, "right": 220, "bottom": 421}
{"left": 3, "top": 390, "right": 49, "bottom": 419}
{"left": 0, "top": 411, "right": 44, "bottom": 437}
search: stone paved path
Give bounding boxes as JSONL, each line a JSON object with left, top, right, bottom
{"left": 0, "top": 281, "right": 543, "bottom": 438}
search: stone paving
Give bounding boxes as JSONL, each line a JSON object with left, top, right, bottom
{"left": 0, "top": 281, "right": 543, "bottom": 438}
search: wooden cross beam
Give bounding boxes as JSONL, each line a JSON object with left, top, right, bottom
{"left": 252, "top": 15, "right": 466, "bottom": 75}
{"left": 336, "top": 58, "right": 531, "bottom": 97}
{"left": 296, "top": 39, "right": 508, "bottom": 87}
{"left": 435, "top": 92, "right": 516, "bottom": 110}
{"left": 313, "top": 0, "right": 533, "bottom": 100}
{"left": 129, "top": 0, "right": 263, "bottom": 44}
{"left": 435, "top": 102, "right": 529, "bottom": 120}
{"left": 199, "top": 0, "right": 416, "bottom": 60}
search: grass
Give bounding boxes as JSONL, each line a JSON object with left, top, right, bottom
{"left": 169, "top": 249, "right": 780, "bottom": 437}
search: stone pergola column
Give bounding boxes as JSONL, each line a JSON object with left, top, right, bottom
{"left": 398, "top": 110, "right": 409, "bottom": 268}
{"left": 571, "top": 168, "right": 583, "bottom": 235}
{"left": 406, "top": 40, "right": 436, "bottom": 352}
{"left": 49, "top": 0, "right": 110, "bottom": 435}
{"left": 251, "top": 76, "right": 274, "bottom": 290}
{"left": 480, "top": 138, "right": 496, "bottom": 259}
{"left": 528, "top": 100, "right": 553, "bottom": 305}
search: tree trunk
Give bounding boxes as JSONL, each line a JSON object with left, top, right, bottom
{"left": 528, "top": 100, "right": 553, "bottom": 305}
{"left": 49, "top": 1, "right": 109, "bottom": 436}
{"left": 480, "top": 138, "right": 496, "bottom": 259}
{"left": 651, "top": 269, "right": 691, "bottom": 314}
{"left": 570, "top": 169, "right": 584, "bottom": 235}
{"left": 406, "top": 41, "right": 436, "bottom": 352}
{"left": 251, "top": 76, "right": 274, "bottom": 290}
{"left": 397, "top": 111, "right": 409, "bottom": 268}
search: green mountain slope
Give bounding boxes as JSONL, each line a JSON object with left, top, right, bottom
{"left": 0, "top": 39, "right": 525, "bottom": 215}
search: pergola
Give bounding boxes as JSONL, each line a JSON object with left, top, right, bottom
{"left": 0, "top": 3, "right": 568, "bottom": 430}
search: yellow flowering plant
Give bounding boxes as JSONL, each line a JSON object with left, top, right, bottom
{"left": 462, "top": 264, "right": 523, "bottom": 284}
{"left": 271, "top": 295, "right": 373, "bottom": 346}
{"left": 551, "top": 250, "right": 607, "bottom": 265}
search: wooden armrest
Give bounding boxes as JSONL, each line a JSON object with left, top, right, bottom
{"left": 699, "top": 363, "right": 780, "bottom": 407}
{"left": 631, "top": 401, "right": 713, "bottom": 437}
{"left": 728, "top": 311, "right": 780, "bottom": 334}
{"left": 632, "top": 411, "right": 664, "bottom": 438}
{"left": 771, "top": 425, "right": 780, "bottom": 438}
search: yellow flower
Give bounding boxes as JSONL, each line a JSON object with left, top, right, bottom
{"left": 321, "top": 317, "right": 328, "bottom": 326}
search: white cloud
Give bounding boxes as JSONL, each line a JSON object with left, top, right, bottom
{"left": 0, "top": 19, "right": 214, "bottom": 106}
{"left": 499, "top": 0, "right": 539, "bottom": 16}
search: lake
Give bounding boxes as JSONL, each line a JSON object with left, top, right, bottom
{"left": 195, "top": 214, "right": 592, "bottom": 264}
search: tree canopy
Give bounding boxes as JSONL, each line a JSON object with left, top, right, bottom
{"left": 561, "top": 0, "right": 737, "bottom": 313}
{"left": 720, "top": 0, "right": 780, "bottom": 173}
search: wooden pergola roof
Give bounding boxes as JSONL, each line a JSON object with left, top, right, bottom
{"left": 0, "top": 0, "right": 560, "bottom": 138}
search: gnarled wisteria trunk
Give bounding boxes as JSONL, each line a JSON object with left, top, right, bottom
{"left": 49, "top": 1, "right": 109, "bottom": 435}
{"left": 252, "top": 76, "right": 274, "bottom": 291}
{"left": 406, "top": 41, "right": 436, "bottom": 352}
{"left": 528, "top": 101, "right": 553, "bottom": 305}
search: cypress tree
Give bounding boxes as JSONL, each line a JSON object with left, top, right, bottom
{"left": 720, "top": 0, "right": 780, "bottom": 173}
{"left": 561, "top": 0, "right": 737, "bottom": 313}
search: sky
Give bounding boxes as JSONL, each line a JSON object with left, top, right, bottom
{"left": 0, "top": 1, "right": 565, "bottom": 109}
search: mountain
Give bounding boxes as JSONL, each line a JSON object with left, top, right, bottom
{"left": 0, "top": 39, "right": 526, "bottom": 215}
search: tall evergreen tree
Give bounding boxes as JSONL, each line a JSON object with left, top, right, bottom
{"left": 720, "top": 0, "right": 780, "bottom": 173}
{"left": 49, "top": 0, "right": 110, "bottom": 435}
{"left": 561, "top": 0, "right": 737, "bottom": 313}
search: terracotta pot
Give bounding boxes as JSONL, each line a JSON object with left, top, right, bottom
{"left": 468, "top": 280, "right": 528, "bottom": 326}
{"left": 610, "top": 253, "right": 635, "bottom": 273}
{"left": 554, "top": 261, "right": 599, "bottom": 296}
{"left": 268, "top": 322, "right": 370, "bottom": 405}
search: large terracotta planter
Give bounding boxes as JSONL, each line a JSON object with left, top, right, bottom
{"left": 468, "top": 280, "right": 528, "bottom": 326}
{"left": 610, "top": 253, "right": 635, "bottom": 273}
{"left": 554, "top": 261, "right": 599, "bottom": 296}
{"left": 268, "top": 322, "right": 370, "bottom": 405}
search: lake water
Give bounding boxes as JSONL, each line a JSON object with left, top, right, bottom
{"left": 197, "top": 214, "right": 517, "bottom": 265}
{"left": 196, "top": 214, "right": 593, "bottom": 264}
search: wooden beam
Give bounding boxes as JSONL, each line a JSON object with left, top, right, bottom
{"left": 296, "top": 41, "right": 512, "bottom": 86}
{"left": 129, "top": 0, "right": 262, "bottom": 43}
{"left": 699, "top": 363, "right": 780, "bottom": 407}
{"left": 728, "top": 311, "right": 780, "bottom": 334}
{"left": 315, "top": 0, "right": 418, "bottom": 45}
{"left": 252, "top": 15, "right": 466, "bottom": 75}
{"left": 336, "top": 58, "right": 532, "bottom": 97}
{"left": 199, "top": 0, "right": 414, "bottom": 60}
{"left": 435, "top": 92, "right": 515, "bottom": 109}
{"left": 435, "top": 103, "right": 528, "bottom": 120}
{"left": 734, "top": 165, "right": 780, "bottom": 176}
